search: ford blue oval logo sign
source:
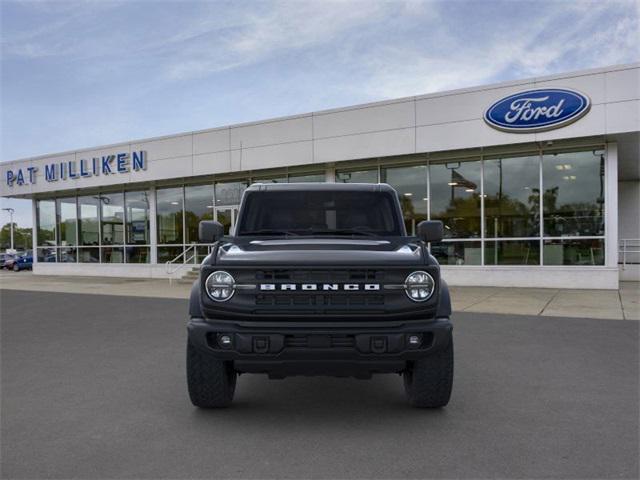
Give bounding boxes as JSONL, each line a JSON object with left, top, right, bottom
{"left": 484, "top": 88, "right": 591, "bottom": 133}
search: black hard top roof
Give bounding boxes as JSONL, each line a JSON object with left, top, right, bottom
{"left": 246, "top": 182, "right": 397, "bottom": 193}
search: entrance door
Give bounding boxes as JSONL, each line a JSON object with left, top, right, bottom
{"left": 215, "top": 206, "right": 239, "bottom": 235}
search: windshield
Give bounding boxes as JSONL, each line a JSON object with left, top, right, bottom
{"left": 236, "top": 190, "right": 403, "bottom": 236}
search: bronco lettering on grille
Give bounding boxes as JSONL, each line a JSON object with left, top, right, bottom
{"left": 260, "top": 283, "right": 380, "bottom": 291}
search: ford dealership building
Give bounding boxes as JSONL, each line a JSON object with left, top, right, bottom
{"left": 1, "top": 63, "right": 638, "bottom": 289}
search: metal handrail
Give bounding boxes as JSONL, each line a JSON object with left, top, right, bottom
{"left": 166, "top": 243, "right": 219, "bottom": 283}
{"left": 166, "top": 244, "right": 198, "bottom": 281}
{"left": 619, "top": 238, "right": 640, "bottom": 269}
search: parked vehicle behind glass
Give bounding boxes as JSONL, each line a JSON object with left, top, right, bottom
{"left": 2, "top": 253, "right": 17, "bottom": 270}
{"left": 12, "top": 252, "right": 33, "bottom": 271}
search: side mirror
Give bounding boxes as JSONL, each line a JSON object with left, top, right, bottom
{"left": 417, "top": 220, "right": 443, "bottom": 243}
{"left": 199, "top": 221, "right": 225, "bottom": 243}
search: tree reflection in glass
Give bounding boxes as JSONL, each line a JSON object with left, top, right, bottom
{"left": 36, "top": 200, "right": 56, "bottom": 246}
{"left": 542, "top": 150, "right": 605, "bottom": 237}
{"left": 125, "top": 191, "right": 150, "bottom": 245}
{"left": 484, "top": 155, "right": 540, "bottom": 238}
{"left": 430, "top": 160, "right": 481, "bottom": 238}
{"left": 382, "top": 165, "right": 427, "bottom": 235}
{"left": 185, "top": 184, "right": 214, "bottom": 243}
{"left": 77, "top": 196, "right": 100, "bottom": 246}
{"left": 156, "top": 187, "right": 183, "bottom": 244}
{"left": 100, "top": 193, "right": 124, "bottom": 245}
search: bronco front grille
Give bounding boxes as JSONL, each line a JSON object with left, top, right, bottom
{"left": 251, "top": 269, "right": 388, "bottom": 311}
{"left": 254, "top": 269, "right": 384, "bottom": 282}
{"left": 255, "top": 293, "right": 385, "bottom": 307}
{"left": 217, "top": 267, "right": 424, "bottom": 317}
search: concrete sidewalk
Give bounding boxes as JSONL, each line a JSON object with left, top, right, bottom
{"left": 1, "top": 271, "right": 638, "bottom": 320}
{"left": 449, "top": 283, "right": 639, "bottom": 320}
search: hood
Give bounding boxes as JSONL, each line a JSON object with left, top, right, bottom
{"left": 213, "top": 237, "right": 425, "bottom": 266}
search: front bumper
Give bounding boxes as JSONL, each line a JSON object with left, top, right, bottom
{"left": 187, "top": 317, "right": 452, "bottom": 377}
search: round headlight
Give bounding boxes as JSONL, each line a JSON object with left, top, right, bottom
{"left": 205, "top": 271, "right": 235, "bottom": 302}
{"left": 404, "top": 271, "right": 435, "bottom": 302}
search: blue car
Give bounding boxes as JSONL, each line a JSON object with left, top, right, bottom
{"left": 13, "top": 252, "right": 33, "bottom": 271}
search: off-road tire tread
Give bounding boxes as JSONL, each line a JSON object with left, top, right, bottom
{"left": 187, "top": 341, "right": 236, "bottom": 408}
{"left": 404, "top": 338, "right": 454, "bottom": 408}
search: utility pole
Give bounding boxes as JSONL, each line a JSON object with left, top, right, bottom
{"left": 2, "top": 207, "right": 15, "bottom": 251}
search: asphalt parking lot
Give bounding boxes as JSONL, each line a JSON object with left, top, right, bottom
{"left": 1, "top": 289, "right": 638, "bottom": 479}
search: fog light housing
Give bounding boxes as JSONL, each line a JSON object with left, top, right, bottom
{"left": 205, "top": 271, "right": 235, "bottom": 302}
{"left": 408, "top": 334, "right": 422, "bottom": 347}
{"left": 218, "top": 334, "right": 233, "bottom": 348}
{"left": 404, "top": 271, "right": 435, "bottom": 302}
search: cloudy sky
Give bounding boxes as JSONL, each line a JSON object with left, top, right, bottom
{"left": 1, "top": 0, "right": 639, "bottom": 227}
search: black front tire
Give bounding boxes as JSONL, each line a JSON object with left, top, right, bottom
{"left": 12, "top": 264, "right": 19, "bottom": 272}
{"left": 403, "top": 337, "right": 454, "bottom": 408}
{"left": 187, "top": 341, "right": 237, "bottom": 408}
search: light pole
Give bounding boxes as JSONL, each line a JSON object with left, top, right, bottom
{"left": 2, "top": 207, "right": 15, "bottom": 251}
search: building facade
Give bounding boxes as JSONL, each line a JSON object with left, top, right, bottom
{"left": 2, "top": 63, "right": 639, "bottom": 289}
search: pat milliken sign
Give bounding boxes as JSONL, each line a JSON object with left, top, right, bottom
{"left": 5, "top": 151, "right": 147, "bottom": 187}
{"left": 484, "top": 88, "right": 591, "bottom": 133}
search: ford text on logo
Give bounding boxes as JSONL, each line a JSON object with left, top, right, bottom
{"left": 484, "top": 88, "right": 591, "bottom": 133}
{"left": 260, "top": 283, "right": 380, "bottom": 291}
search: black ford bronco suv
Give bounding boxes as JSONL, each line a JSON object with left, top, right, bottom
{"left": 187, "top": 183, "right": 453, "bottom": 408}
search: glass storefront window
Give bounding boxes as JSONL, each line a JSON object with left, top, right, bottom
{"left": 215, "top": 206, "right": 238, "bottom": 235}
{"left": 78, "top": 196, "right": 100, "bottom": 246}
{"left": 56, "top": 198, "right": 77, "bottom": 246}
{"left": 125, "top": 191, "right": 150, "bottom": 245}
{"left": 430, "top": 160, "right": 481, "bottom": 238}
{"left": 542, "top": 150, "right": 605, "bottom": 237}
{"left": 29, "top": 148, "right": 607, "bottom": 268}
{"left": 543, "top": 238, "right": 604, "bottom": 265}
{"left": 101, "top": 246, "right": 124, "bottom": 263}
{"left": 37, "top": 246, "right": 56, "bottom": 262}
{"left": 185, "top": 184, "right": 214, "bottom": 243}
{"left": 336, "top": 169, "right": 378, "bottom": 183}
{"left": 157, "top": 246, "right": 184, "bottom": 264}
{"left": 58, "top": 247, "right": 77, "bottom": 263}
{"left": 431, "top": 241, "right": 482, "bottom": 265}
{"left": 195, "top": 245, "right": 212, "bottom": 263}
{"left": 288, "top": 172, "right": 325, "bottom": 183}
{"left": 252, "top": 176, "right": 287, "bottom": 184}
{"left": 157, "top": 187, "right": 183, "bottom": 244}
{"left": 100, "top": 193, "right": 124, "bottom": 245}
{"left": 215, "top": 181, "right": 247, "bottom": 206}
{"left": 78, "top": 247, "right": 100, "bottom": 263}
{"left": 484, "top": 155, "right": 540, "bottom": 238}
{"left": 36, "top": 200, "right": 56, "bottom": 246}
{"left": 485, "top": 240, "right": 540, "bottom": 265}
{"left": 383, "top": 165, "right": 428, "bottom": 235}
{"left": 126, "top": 246, "right": 150, "bottom": 264}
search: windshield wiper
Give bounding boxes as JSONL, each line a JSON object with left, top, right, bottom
{"left": 239, "top": 229, "right": 300, "bottom": 236}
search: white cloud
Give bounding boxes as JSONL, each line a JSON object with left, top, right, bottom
{"left": 164, "top": 0, "right": 403, "bottom": 80}
{"left": 4, "top": 0, "right": 636, "bottom": 91}
{"left": 352, "top": 1, "right": 640, "bottom": 100}
{"left": 1, "top": 0, "right": 125, "bottom": 58}
{"left": 157, "top": 0, "right": 639, "bottom": 97}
